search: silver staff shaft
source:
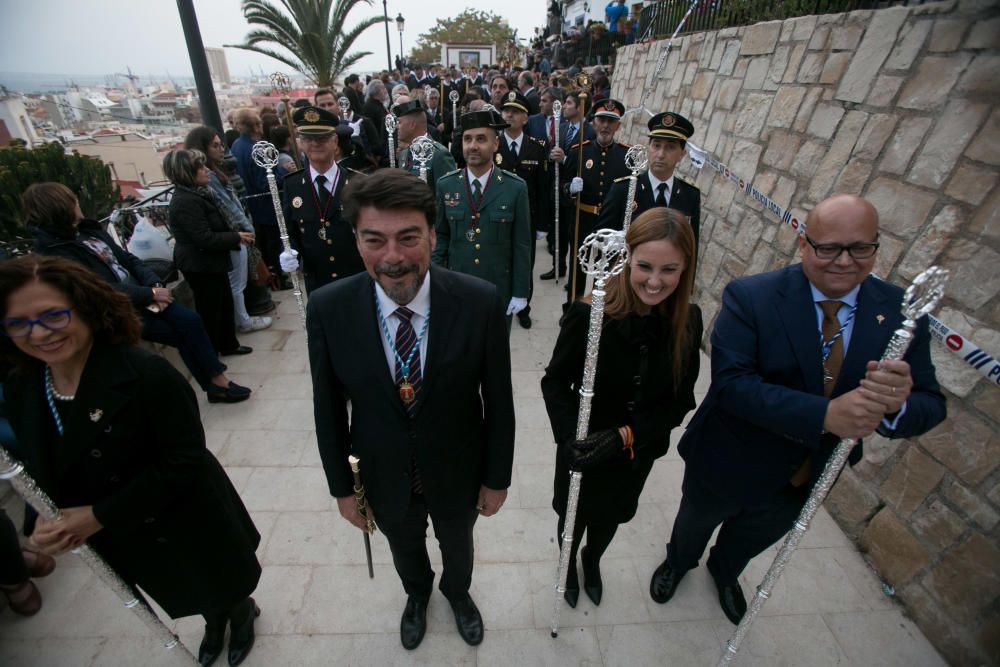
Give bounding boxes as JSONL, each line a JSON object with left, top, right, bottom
{"left": 386, "top": 115, "right": 397, "bottom": 169}
{"left": 264, "top": 170, "right": 307, "bottom": 331}
{"left": 718, "top": 265, "right": 949, "bottom": 666}
{"left": 0, "top": 447, "right": 198, "bottom": 664}
{"left": 551, "top": 230, "right": 628, "bottom": 638}
{"left": 552, "top": 101, "right": 562, "bottom": 284}
{"left": 621, "top": 145, "right": 648, "bottom": 235}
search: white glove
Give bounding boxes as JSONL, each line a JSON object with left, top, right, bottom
{"left": 506, "top": 297, "right": 528, "bottom": 315}
{"left": 279, "top": 249, "right": 300, "bottom": 273}
{"left": 536, "top": 231, "right": 548, "bottom": 240}
{"left": 349, "top": 118, "right": 363, "bottom": 137}
{"left": 569, "top": 177, "right": 584, "bottom": 194}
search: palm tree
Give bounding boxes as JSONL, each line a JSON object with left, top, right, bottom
{"left": 226, "top": 0, "right": 386, "bottom": 87}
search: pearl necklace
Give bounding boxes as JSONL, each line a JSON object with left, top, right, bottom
{"left": 45, "top": 366, "right": 75, "bottom": 401}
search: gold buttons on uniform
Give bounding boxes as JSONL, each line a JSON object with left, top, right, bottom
{"left": 329, "top": 256, "right": 335, "bottom": 261}
{"left": 326, "top": 239, "right": 333, "bottom": 245}
{"left": 474, "top": 258, "right": 481, "bottom": 265}
{"left": 475, "top": 243, "right": 481, "bottom": 250}
{"left": 475, "top": 227, "right": 481, "bottom": 234}
{"left": 331, "top": 272, "right": 338, "bottom": 278}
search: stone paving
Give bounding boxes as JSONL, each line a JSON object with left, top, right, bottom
{"left": 0, "top": 248, "right": 947, "bottom": 666}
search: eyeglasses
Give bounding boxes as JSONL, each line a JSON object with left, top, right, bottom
{"left": 2, "top": 308, "right": 73, "bottom": 338}
{"left": 804, "top": 235, "right": 879, "bottom": 260}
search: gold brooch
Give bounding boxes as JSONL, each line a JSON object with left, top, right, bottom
{"left": 662, "top": 114, "right": 676, "bottom": 127}
{"left": 292, "top": 196, "right": 303, "bottom": 208}
{"left": 304, "top": 110, "right": 320, "bottom": 123}
{"left": 89, "top": 409, "right": 103, "bottom": 423}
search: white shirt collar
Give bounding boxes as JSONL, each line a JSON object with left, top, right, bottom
{"left": 647, "top": 172, "right": 674, "bottom": 198}
{"left": 809, "top": 281, "right": 861, "bottom": 308}
{"left": 505, "top": 130, "right": 523, "bottom": 147}
{"left": 374, "top": 270, "right": 431, "bottom": 319}
{"left": 466, "top": 166, "right": 492, "bottom": 191}
{"left": 309, "top": 162, "right": 339, "bottom": 190}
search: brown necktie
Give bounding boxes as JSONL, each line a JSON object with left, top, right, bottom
{"left": 820, "top": 300, "right": 845, "bottom": 398}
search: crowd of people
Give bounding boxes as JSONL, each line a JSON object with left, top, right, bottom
{"left": 0, "top": 37, "right": 947, "bottom": 666}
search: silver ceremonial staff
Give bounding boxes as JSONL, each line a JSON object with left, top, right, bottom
{"left": 410, "top": 135, "right": 435, "bottom": 184}
{"left": 550, "top": 229, "right": 629, "bottom": 638}
{"left": 621, "top": 144, "right": 649, "bottom": 234}
{"left": 551, "top": 100, "right": 562, "bottom": 285}
{"left": 348, "top": 455, "right": 376, "bottom": 579}
{"left": 251, "top": 141, "right": 307, "bottom": 331}
{"left": 0, "top": 446, "right": 199, "bottom": 664}
{"left": 338, "top": 96, "right": 351, "bottom": 115}
{"left": 386, "top": 114, "right": 398, "bottom": 169}
{"left": 449, "top": 90, "right": 460, "bottom": 131}
{"left": 717, "top": 265, "right": 949, "bottom": 666}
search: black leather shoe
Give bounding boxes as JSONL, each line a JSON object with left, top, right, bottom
{"left": 220, "top": 345, "right": 253, "bottom": 357}
{"left": 198, "top": 622, "right": 225, "bottom": 666}
{"left": 540, "top": 268, "right": 566, "bottom": 280}
{"left": 517, "top": 311, "right": 532, "bottom": 329}
{"left": 206, "top": 383, "right": 252, "bottom": 404}
{"left": 448, "top": 593, "right": 484, "bottom": 646}
{"left": 227, "top": 598, "right": 260, "bottom": 666}
{"left": 716, "top": 580, "right": 747, "bottom": 625}
{"left": 400, "top": 596, "right": 428, "bottom": 650}
{"left": 563, "top": 559, "right": 580, "bottom": 608}
{"left": 649, "top": 558, "right": 686, "bottom": 604}
{"left": 581, "top": 547, "right": 603, "bottom": 606}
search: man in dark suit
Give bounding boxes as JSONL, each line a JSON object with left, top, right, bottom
{"left": 308, "top": 170, "right": 515, "bottom": 650}
{"left": 516, "top": 71, "right": 541, "bottom": 116}
{"left": 649, "top": 195, "right": 946, "bottom": 624}
{"left": 598, "top": 111, "right": 701, "bottom": 246}
{"left": 341, "top": 74, "right": 365, "bottom": 116}
{"left": 495, "top": 90, "right": 551, "bottom": 329}
{"left": 278, "top": 106, "right": 366, "bottom": 293}
{"left": 526, "top": 86, "right": 563, "bottom": 150}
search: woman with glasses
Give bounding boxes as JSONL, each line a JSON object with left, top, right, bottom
{"left": 0, "top": 255, "right": 262, "bottom": 666}
{"left": 542, "top": 208, "right": 702, "bottom": 608}
{"left": 23, "top": 182, "right": 252, "bottom": 404}
{"left": 163, "top": 148, "right": 255, "bottom": 358}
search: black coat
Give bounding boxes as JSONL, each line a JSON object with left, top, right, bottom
{"left": 361, "top": 99, "right": 389, "bottom": 148}
{"left": 542, "top": 302, "right": 703, "bottom": 523}
{"left": 597, "top": 173, "right": 702, "bottom": 247}
{"left": 495, "top": 134, "right": 551, "bottom": 234}
{"left": 32, "top": 220, "right": 161, "bottom": 309}
{"left": 282, "top": 167, "right": 366, "bottom": 293}
{"left": 6, "top": 343, "right": 260, "bottom": 618}
{"left": 307, "top": 267, "right": 516, "bottom": 524}
{"left": 168, "top": 187, "right": 241, "bottom": 275}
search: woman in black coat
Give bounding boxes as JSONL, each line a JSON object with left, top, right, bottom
{"left": 542, "top": 208, "right": 702, "bottom": 608}
{"left": 163, "top": 148, "right": 254, "bottom": 357}
{"left": 0, "top": 256, "right": 262, "bottom": 666}
{"left": 22, "top": 182, "right": 252, "bottom": 404}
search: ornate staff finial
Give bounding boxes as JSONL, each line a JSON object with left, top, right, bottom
{"left": 575, "top": 72, "right": 591, "bottom": 90}
{"left": 552, "top": 99, "right": 562, "bottom": 117}
{"left": 386, "top": 114, "right": 398, "bottom": 168}
{"left": 410, "top": 136, "right": 436, "bottom": 183}
{"left": 625, "top": 144, "right": 649, "bottom": 174}
{"left": 579, "top": 229, "right": 629, "bottom": 282}
{"left": 449, "top": 90, "right": 460, "bottom": 103}
{"left": 269, "top": 71, "right": 290, "bottom": 95}
{"left": 250, "top": 141, "right": 279, "bottom": 170}
{"left": 338, "top": 96, "right": 350, "bottom": 113}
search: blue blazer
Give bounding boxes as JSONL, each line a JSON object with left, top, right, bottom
{"left": 525, "top": 115, "right": 596, "bottom": 151}
{"left": 678, "top": 264, "right": 946, "bottom": 504}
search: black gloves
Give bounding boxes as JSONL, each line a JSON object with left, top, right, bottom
{"left": 565, "top": 428, "right": 624, "bottom": 470}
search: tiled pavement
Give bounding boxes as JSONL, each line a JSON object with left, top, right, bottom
{"left": 0, "top": 242, "right": 946, "bottom": 666}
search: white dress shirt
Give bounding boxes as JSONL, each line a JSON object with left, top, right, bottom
{"left": 309, "top": 162, "right": 339, "bottom": 193}
{"left": 648, "top": 172, "right": 674, "bottom": 207}
{"left": 374, "top": 274, "right": 431, "bottom": 378}
{"left": 466, "top": 166, "right": 492, "bottom": 192}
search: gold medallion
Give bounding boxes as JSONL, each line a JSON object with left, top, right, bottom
{"left": 466, "top": 229, "right": 476, "bottom": 242}
{"left": 304, "top": 110, "right": 320, "bottom": 123}
{"left": 495, "top": 152, "right": 503, "bottom": 165}
{"left": 89, "top": 409, "right": 103, "bottom": 422}
{"left": 876, "top": 314, "right": 885, "bottom": 324}
{"left": 292, "top": 196, "right": 303, "bottom": 208}
{"left": 508, "top": 91, "right": 517, "bottom": 102}
{"left": 318, "top": 225, "right": 327, "bottom": 241}
{"left": 662, "top": 114, "right": 676, "bottom": 128}
{"left": 399, "top": 380, "right": 416, "bottom": 404}
{"left": 585, "top": 158, "right": 594, "bottom": 169}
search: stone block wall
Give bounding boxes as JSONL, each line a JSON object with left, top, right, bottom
{"left": 609, "top": 2, "right": 999, "bottom": 664}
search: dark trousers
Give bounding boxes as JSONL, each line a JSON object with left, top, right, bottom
{"left": 556, "top": 511, "right": 619, "bottom": 572}
{"left": 667, "top": 468, "right": 806, "bottom": 585}
{"left": 254, "top": 223, "right": 282, "bottom": 274}
{"left": 376, "top": 494, "right": 478, "bottom": 602}
{"left": 183, "top": 272, "right": 240, "bottom": 355}
{"left": 141, "top": 303, "right": 226, "bottom": 390}
{"left": 0, "top": 509, "right": 27, "bottom": 586}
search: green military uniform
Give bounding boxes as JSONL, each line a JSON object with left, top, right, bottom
{"left": 398, "top": 136, "right": 457, "bottom": 188}
{"left": 432, "top": 166, "right": 532, "bottom": 306}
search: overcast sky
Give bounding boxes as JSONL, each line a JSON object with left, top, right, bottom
{"left": 0, "top": 0, "right": 546, "bottom": 81}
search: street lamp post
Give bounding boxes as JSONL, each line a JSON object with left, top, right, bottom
{"left": 382, "top": 0, "right": 392, "bottom": 71}
{"left": 396, "top": 14, "right": 405, "bottom": 70}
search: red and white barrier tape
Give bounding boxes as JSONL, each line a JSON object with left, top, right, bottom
{"left": 686, "top": 142, "right": 999, "bottom": 388}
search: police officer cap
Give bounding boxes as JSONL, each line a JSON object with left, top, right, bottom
{"left": 460, "top": 108, "right": 509, "bottom": 133}
{"left": 292, "top": 105, "right": 338, "bottom": 135}
{"left": 648, "top": 112, "right": 694, "bottom": 143}
{"left": 592, "top": 98, "right": 625, "bottom": 121}
{"left": 500, "top": 90, "right": 531, "bottom": 114}
{"left": 391, "top": 97, "right": 427, "bottom": 118}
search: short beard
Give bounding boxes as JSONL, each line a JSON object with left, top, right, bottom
{"left": 375, "top": 262, "right": 425, "bottom": 305}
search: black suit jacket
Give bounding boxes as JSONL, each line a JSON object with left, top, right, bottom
{"left": 496, "top": 134, "right": 551, "bottom": 233}
{"left": 168, "top": 187, "right": 241, "bottom": 274}
{"left": 307, "top": 267, "right": 516, "bottom": 523}
{"left": 597, "top": 172, "right": 701, "bottom": 246}
{"left": 679, "top": 265, "right": 946, "bottom": 504}
{"left": 5, "top": 343, "right": 260, "bottom": 618}
{"left": 282, "top": 167, "right": 366, "bottom": 292}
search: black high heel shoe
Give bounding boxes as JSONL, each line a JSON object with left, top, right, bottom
{"left": 581, "top": 546, "right": 603, "bottom": 606}
{"left": 227, "top": 598, "right": 260, "bottom": 666}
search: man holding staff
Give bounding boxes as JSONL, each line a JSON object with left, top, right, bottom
{"left": 392, "top": 97, "right": 456, "bottom": 187}
{"left": 307, "top": 170, "right": 515, "bottom": 650}
{"left": 649, "top": 194, "right": 946, "bottom": 624}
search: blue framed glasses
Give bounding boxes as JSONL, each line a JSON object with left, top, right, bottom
{"left": 1, "top": 309, "right": 73, "bottom": 338}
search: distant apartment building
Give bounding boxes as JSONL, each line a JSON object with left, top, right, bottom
{"left": 0, "top": 93, "right": 41, "bottom": 147}
{"left": 205, "top": 47, "right": 232, "bottom": 86}
{"left": 66, "top": 131, "right": 166, "bottom": 185}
